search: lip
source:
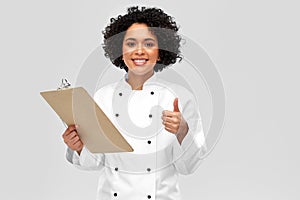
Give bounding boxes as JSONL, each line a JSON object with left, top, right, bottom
{"left": 131, "top": 58, "right": 149, "bottom": 66}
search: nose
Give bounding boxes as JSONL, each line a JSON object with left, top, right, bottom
{"left": 135, "top": 44, "right": 145, "bottom": 55}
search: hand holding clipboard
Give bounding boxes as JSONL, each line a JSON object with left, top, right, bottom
{"left": 40, "top": 80, "right": 133, "bottom": 154}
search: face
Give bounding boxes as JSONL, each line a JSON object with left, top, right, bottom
{"left": 122, "top": 23, "right": 159, "bottom": 76}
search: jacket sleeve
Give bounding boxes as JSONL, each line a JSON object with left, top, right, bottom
{"left": 66, "top": 146, "right": 105, "bottom": 171}
{"left": 172, "top": 89, "right": 207, "bottom": 175}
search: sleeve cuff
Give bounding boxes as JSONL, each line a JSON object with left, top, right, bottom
{"left": 173, "top": 129, "right": 194, "bottom": 159}
{"left": 173, "top": 126, "right": 206, "bottom": 162}
{"left": 66, "top": 146, "right": 89, "bottom": 166}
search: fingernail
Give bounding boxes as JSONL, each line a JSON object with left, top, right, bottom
{"left": 75, "top": 124, "right": 79, "bottom": 128}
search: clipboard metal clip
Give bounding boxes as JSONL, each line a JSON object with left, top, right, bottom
{"left": 57, "top": 78, "right": 71, "bottom": 90}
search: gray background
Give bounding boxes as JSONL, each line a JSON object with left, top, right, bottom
{"left": 0, "top": 0, "right": 299, "bottom": 199}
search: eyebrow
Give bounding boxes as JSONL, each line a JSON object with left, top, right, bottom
{"left": 125, "top": 38, "right": 156, "bottom": 42}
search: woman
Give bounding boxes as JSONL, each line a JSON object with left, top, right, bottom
{"left": 62, "top": 6, "right": 206, "bottom": 200}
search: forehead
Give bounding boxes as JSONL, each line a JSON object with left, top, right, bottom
{"left": 124, "top": 23, "right": 157, "bottom": 40}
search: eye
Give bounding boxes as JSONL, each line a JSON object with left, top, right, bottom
{"left": 144, "top": 42, "right": 155, "bottom": 47}
{"left": 126, "top": 42, "right": 136, "bottom": 47}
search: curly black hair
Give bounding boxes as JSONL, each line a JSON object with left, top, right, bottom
{"left": 102, "top": 6, "right": 182, "bottom": 72}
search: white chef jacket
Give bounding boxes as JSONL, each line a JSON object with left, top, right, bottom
{"left": 66, "top": 73, "right": 206, "bottom": 200}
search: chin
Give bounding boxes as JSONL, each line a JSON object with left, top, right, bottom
{"left": 129, "top": 67, "right": 154, "bottom": 75}
{"left": 131, "top": 70, "right": 151, "bottom": 76}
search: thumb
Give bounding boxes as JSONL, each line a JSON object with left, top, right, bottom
{"left": 173, "top": 98, "right": 180, "bottom": 112}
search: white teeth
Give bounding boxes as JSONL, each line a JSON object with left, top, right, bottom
{"left": 134, "top": 59, "right": 146, "bottom": 63}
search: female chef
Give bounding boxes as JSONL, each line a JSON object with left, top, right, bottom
{"left": 62, "top": 6, "right": 206, "bottom": 200}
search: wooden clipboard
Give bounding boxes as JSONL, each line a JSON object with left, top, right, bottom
{"left": 40, "top": 87, "right": 133, "bottom": 153}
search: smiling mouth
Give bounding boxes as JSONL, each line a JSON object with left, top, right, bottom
{"left": 132, "top": 59, "right": 149, "bottom": 66}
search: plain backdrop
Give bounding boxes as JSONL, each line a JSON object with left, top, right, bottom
{"left": 0, "top": 0, "right": 299, "bottom": 199}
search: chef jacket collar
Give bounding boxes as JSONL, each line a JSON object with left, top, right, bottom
{"left": 121, "top": 72, "right": 158, "bottom": 90}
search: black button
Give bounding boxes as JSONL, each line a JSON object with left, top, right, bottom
{"left": 150, "top": 91, "right": 154, "bottom": 95}
{"left": 147, "top": 168, "right": 151, "bottom": 172}
{"left": 119, "top": 92, "right": 122, "bottom": 96}
{"left": 149, "top": 114, "right": 152, "bottom": 118}
{"left": 147, "top": 140, "right": 151, "bottom": 144}
{"left": 147, "top": 195, "right": 152, "bottom": 199}
{"left": 115, "top": 113, "right": 119, "bottom": 117}
{"left": 115, "top": 167, "right": 118, "bottom": 171}
{"left": 114, "top": 193, "right": 117, "bottom": 197}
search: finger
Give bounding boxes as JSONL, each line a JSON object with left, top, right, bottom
{"left": 162, "top": 110, "right": 176, "bottom": 118}
{"left": 164, "top": 121, "right": 179, "bottom": 129}
{"left": 163, "top": 110, "right": 182, "bottom": 118}
{"left": 73, "top": 140, "right": 83, "bottom": 149}
{"left": 64, "top": 131, "right": 77, "bottom": 142}
{"left": 161, "top": 114, "right": 175, "bottom": 120}
{"left": 69, "top": 135, "right": 81, "bottom": 146}
{"left": 63, "top": 129, "right": 77, "bottom": 140}
{"left": 164, "top": 126, "right": 177, "bottom": 134}
{"left": 73, "top": 139, "right": 83, "bottom": 146}
{"left": 173, "top": 98, "right": 179, "bottom": 112}
{"left": 64, "top": 132, "right": 78, "bottom": 144}
{"left": 63, "top": 125, "right": 77, "bottom": 137}
{"left": 162, "top": 112, "right": 181, "bottom": 121}
{"left": 67, "top": 124, "right": 77, "bottom": 132}
{"left": 162, "top": 116, "right": 180, "bottom": 125}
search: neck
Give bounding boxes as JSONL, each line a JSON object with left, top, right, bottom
{"left": 127, "top": 71, "right": 154, "bottom": 90}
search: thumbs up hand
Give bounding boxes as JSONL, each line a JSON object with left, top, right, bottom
{"left": 162, "top": 98, "right": 189, "bottom": 144}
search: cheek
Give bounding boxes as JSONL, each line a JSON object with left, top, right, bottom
{"left": 122, "top": 53, "right": 131, "bottom": 65}
{"left": 122, "top": 48, "right": 131, "bottom": 59}
{"left": 148, "top": 49, "right": 159, "bottom": 59}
